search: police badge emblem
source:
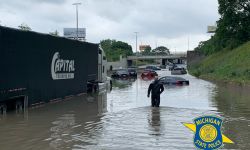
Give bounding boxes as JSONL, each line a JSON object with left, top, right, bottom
{"left": 194, "top": 116, "right": 223, "bottom": 150}
{"left": 183, "top": 115, "right": 234, "bottom": 150}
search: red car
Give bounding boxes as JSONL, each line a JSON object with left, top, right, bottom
{"left": 141, "top": 69, "right": 158, "bottom": 77}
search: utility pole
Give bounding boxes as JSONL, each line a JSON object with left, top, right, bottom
{"left": 134, "top": 32, "right": 139, "bottom": 102}
{"left": 135, "top": 32, "right": 138, "bottom": 53}
{"left": 134, "top": 32, "right": 138, "bottom": 67}
{"left": 73, "top": 2, "right": 81, "bottom": 40}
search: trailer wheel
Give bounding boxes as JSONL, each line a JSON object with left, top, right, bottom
{"left": 0, "top": 104, "right": 7, "bottom": 115}
{"left": 16, "top": 100, "right": 23, "bottom": 114}
{"left": 110, "top": 80, "right": 113, "bottom": 91}
{"left": 94, "top": 83, "right": 98, "bottom": 92}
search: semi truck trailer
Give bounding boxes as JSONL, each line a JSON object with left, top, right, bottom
{"left": 0, "top": 26, "right": 108, "bottom": 114}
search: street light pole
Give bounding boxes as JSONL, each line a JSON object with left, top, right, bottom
{"left": 73, "top": 2, "right": 81, "bottom": 40}
{"left": 134, "top": 32, "right": 138, "bottom": 67}
{"left": 134, "top": 32, "right": 139, "bottom": 102}
{"left": 135, "top": 32, "right": 138, "bottom": 53}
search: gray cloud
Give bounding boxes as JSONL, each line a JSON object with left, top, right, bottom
{"left": 0, "top": 0, "right": 219, "bottom": 51}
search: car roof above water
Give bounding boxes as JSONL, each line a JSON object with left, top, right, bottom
{"left": 160, "top": 76, "right": 187, "bottom": 81}
{"left": 128, "top": 68, "right": 136, "bottom": 71}
{"left": 144, "top": 69, "right": 156, "bottom": 72}
{"left": 116, "top": 69, "right": 129, "bottom": 73}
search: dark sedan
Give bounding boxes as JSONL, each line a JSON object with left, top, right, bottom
{"left": 168, "top": 63, "right": 177, "bottom": 71}
{"left": 171, "top": 67, "right": 187, "bottom": 75}
{"left": 111, "top": 69, "right": 130, "bottom": 78}
{"left": 159, "top": 76, "right": 189, "bottom": 85}
{"left": 146, "top": 66, "right": 161, "bottom": 71}
{"left": 128, "top": 68, "right": 137, "bottom": 77}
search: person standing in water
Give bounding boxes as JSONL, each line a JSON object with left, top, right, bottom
{"left": 147, "top": 76, "right": 164, "bottom": 107}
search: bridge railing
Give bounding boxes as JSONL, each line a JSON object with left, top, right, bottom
{"left": 127, "top": 53, "right": 187, "bottom": 60}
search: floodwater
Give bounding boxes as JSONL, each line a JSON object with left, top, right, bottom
{"left": 0, "top": 70, "right": 250, "bottom": 150}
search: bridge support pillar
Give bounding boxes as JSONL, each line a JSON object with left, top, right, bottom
{"left": 178, "top": 59, "right": 181, "bottom": 64}
{"left": 127, "top": 60, "right": 133, "bottom": 67}
{"left": 162, "top": 59, "right": 166, "bottom": 65}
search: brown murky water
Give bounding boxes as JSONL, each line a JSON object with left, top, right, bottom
{"left": 0, "top": 70, "right": 250, "bottom": 150}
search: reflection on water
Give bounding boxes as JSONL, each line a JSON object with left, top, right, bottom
{"left": 148, "top": 108, "right": 161, "bottom": 135}
{"left": 48, "top": 92, "right": 108, "bottom": 150}
{"left": 108, "top": 73, "right": 217, "bottom": 113}
{"left": 72, "top": 107, "right": 214, "bottom": 149}
{"left": 49, "top": 114, "right": 76, "bottom": 149}
{"left": 112, "top": 77, "right": 137, "bottom": 89}
{"left": 0, "top": 70, "right": 250, "bottom": 149}
{"left": 0, "top": 92, "right": 107, "bottom": 150}
{"left": 212, "top": 83, "right": 250, "bottom": 150}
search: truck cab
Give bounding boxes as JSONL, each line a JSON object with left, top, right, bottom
{"left": 87, "top": 46, "right": 111, "bottom": 93}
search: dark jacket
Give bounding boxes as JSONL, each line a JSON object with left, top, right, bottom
{"left": 148, "top": 80, "right": 164, "bottom": 97}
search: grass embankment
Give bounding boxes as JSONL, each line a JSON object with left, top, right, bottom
{"left": 189, "top": 41, "right": 250, "bottom": 85}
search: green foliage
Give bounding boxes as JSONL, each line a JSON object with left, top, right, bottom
{"left": 217, "top": 0, "right": 250, "bottom": 47}
{"left": 141, "top": 46, "right": 152, "bottom": 55}
{"left": 140, "top": 46, "right": 170, "bottom": 56}
{"left": 144, "top": 46, "right": 151, "bottom": 52}
{"left": 152, "top": 46, "right": 170, "bottom": 55}
{"left": 195, "top": 0, "right": 250, "bottom": 55}
{"left": 190, "top": 41, "right": 250, "bottom": 84}
{"left": 100, "top": 39, "right": 133, "bottom": 61}
{"left": 194, "top": 35, "right": 222, "bottom": 55}
{"left": 135, "top": 60, "right": 155, "bottom": 66}
{"left": 18, "top": 23, "right": 32, "bottom": 31}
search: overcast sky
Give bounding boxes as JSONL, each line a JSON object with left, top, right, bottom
{"left": 0, "top": 0, "right": 219, "bottom": 52}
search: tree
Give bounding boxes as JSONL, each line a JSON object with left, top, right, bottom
{"left": 194, "top": 0, "right": 250, "bottom": 55}
{"left": 216, "top": 0, "right": 250, "bottom": 49}
{"left": 100, "top": 39, "right": 133, "bottom": 61}
{"left": 49, "top": 30, "right": 59, "bottom": 36}
{"left": 144, "top": 46, "right": 151, "bottom": 53}
{"left": 141, "top": 46, "right": 152, "bottom": 55}
{"left": 152, "top": 46, "right": 170, "bottom": 55}
{"left": 18, "top": 23, "right": 32, "bottom": 31}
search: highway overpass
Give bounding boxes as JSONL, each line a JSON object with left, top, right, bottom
{"left": 126, "top": 53, "right": 187, "bottom": 66}
{"left": 127, "top": 53, "right": 186, "bottom": 60}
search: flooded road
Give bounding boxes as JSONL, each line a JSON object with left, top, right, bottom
{"left": 0, "top": 70, "right": 250, "bottom": 149}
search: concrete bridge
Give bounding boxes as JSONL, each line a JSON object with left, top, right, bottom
{"left": 127, "top": 53, "right": 187, "bottom": 60}
{"left": 107, "top": 53, "right": 187, "bottom": 70}
{"left": 127, "top": 53, "right": 187, "bottom": 66}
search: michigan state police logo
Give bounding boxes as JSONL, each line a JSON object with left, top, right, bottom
{"left": 183, "top": 115, "right": 234, "bottom": 150}
{"left": 194, "top": 116, "right": 222, "bottom": 150}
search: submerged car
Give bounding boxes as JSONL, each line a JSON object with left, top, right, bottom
{"left": 171, "top": 67, "right": 187, "bottom": 75}
{"left": 111, "top": 69, "right": 129, "bottom": 78}
{"left": 159, "top": 65, "right": 166, "bottom": 69}
{"left": 141, "top": 75, "right": 156, "bottom": 81}
{"left": 159, "top": 76, "right": 189, "bottom": 85}
{"left": 141, "top": 69, "right": 158, "bottom": 77}
{"left": 168, "top": 63, "right": 177, "bottom": 71}
{"left": 146, "top": 65, "right": 161, "bottom": 71}
{"left": 127, "top": 68, "right": 137, "bottom": 77}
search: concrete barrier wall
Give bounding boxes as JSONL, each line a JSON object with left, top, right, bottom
{"left": 107, "top": 56, "right": 127, "bottom": 70}
{"left": 187, "top": 51, "right": 205, "bottom": 68}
